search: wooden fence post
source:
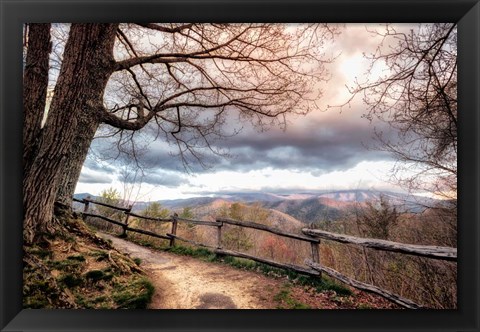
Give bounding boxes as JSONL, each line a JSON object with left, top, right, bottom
{"left": 121, "top": 204, "right": 133, "bottom": 238}
{"left": 169, "top": 214, "right": 178, "bottom": 247}
{"left": 310, "top": 240, "right": 321, "bottom": 278}
{"left": 82, "top": 196, "right": 91, "bottom": 221}
{"left": 216, "top": 220, "right": 223, "bottom": 249}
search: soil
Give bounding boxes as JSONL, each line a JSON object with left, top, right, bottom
{"left": 99, "top": 233, "right": 400, "bottom": 310}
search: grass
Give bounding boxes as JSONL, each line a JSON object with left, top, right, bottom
{"left": 112, "top": 278, "right": 154, "bottom": 309}
{"left": 274, "top": 284, "right": 311, "bottom": 309}
{"left": 47, "top": 258, "right": 84, "bottom": 273}
{"left": 165, "top": 245, "right": 217, "bottom": 261}
{"left": 88, "top": 250, "right": 109, "bottom": 261}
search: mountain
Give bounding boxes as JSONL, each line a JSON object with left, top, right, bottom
{"left": 173, "top": 198, "right": 305, "bottom": 232}
{"left": 263, "top": 197, "right": 344, "bottom": 225}
{"left": 74, "top": 189, "right": 442, "bottom": 224}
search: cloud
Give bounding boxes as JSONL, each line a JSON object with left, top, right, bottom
{"left": 84, "top": 101, "right": 397, "bottom": 182}
{"left": 78, "top": 172, "right": 113, "bottom": 184}
{"left": 205, "top": 111, "right": 395, "bottom": 174}
{"left": 124, "top": 170, "right": 190, "bottom": 188}
{"left": 82, "top": 158, "right": 117, "bottom": 173}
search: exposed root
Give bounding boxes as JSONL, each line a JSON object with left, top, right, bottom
{"left": 107, "top": 250, "right": 145, "bottom": 274}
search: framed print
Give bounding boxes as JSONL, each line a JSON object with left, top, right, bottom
{"left": 1, "top": 0, "right": 479, "bottom": 331}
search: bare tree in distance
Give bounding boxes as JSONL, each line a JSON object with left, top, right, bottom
{"left": 340, "top": 23, "right": 457, "bottom": 203}
{"left": 23, "top": 23, "right": 338, "bottom": 243}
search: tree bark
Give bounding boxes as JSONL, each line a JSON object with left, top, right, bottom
{"left": 23, "top": 24, "right": 118, "bottom": 244}
{"left": 23, "top": 24, "right": 51, "bottom": 174}
{"left": 55, "top": 116, "right": 99, "bottom": 206}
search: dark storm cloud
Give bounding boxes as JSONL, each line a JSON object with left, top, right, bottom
{"left": 137, "top": 146, "right": 188, "bottom": 172}
{"left": 206, "top": 112, "right": 395, "bottom": 174}
{"left": 85, "top": 105, "right": 397, "bottom": 179}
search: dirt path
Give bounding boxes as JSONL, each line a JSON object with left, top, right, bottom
{"left": 100, "top": 233, "right": 282, "bottom": 309}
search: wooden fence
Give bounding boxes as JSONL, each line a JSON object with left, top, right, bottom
{"left": 72, "top": 196, "right": 457, "bottom": 309}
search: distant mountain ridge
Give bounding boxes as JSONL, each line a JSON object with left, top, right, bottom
{"left": 74, "top": 189, "right": 440, "bottom": 225}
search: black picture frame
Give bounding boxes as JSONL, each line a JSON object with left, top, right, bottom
{"left": 1, "top": 0, "right": 478, "bottom": 331}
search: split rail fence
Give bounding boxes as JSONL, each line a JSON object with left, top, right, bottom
{"left": 73, "top": 196, "right": 457, "bottom": 309}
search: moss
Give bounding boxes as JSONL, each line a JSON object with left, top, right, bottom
{"left": 23, "top": 295, "right": 50, "bottom": 309}
{"left": 133, "top": 257, "right": 142, "bottom": 265}
{"left": 48, "top": 258, "right": 84, "bottom": 272}
{"left": 26, "top": 247, "right": 52, "bottom": 259}
{"left": 88, "top": 250, "right": 109, "bottom": 261}
{"left": 85, "top": 270, "right": 106, "bottom": 281}
{"left": 58, "top": 274, "right": 84, "bottom": 288}
{"left": 112, "top": 278, "right": 154, "bottom": 309}
{"left": 93, "top": 295, "right": 107, "bottom": 303}
{"left": 75, "top": 294, "right": 94, "bottom": 309}
{"left": 67, "top": 254, "right": 86, "bottom": 262}
{"left": 23, "top": 273, "right": 61, "bottom": 309}
{"left": 84, "top": 269, "right": 114, "bottom": 282}
{"left": 101, "top": 272, "right": 114, "bottom": 281}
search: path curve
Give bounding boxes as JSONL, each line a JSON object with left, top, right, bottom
{"left": 100, "top": 233, "right": 281, "bottom": 309}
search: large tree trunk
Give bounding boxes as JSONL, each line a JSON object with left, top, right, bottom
{"left": 23, "top": 24, "right": 118, "bottom": 244}
{"left": 55, "top": 116, "right": 100, "bottom": 206}
{"left": 23, "top": 24, "right": 51, "bottom": 174}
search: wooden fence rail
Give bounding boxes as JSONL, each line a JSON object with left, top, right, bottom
{"left": 218, "top": 218, "right": 320, "bottom": 243}
{"left": 73, "top": 196, "right": 457, "bottom": 309}
{"left": 302, "top": 229, "right": 457, "bottom": 261}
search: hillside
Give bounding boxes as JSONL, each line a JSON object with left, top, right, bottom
{"left": 263, "top": 198, "right": 345, "bottom": 225}
{"left": 23, "top": 206, "right": 153, "bottom": 309}
{"left": 180, "top": 198, "right": 306, "bottom": 231}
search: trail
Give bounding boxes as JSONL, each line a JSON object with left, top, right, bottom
{"left": 100, "top": 233, "right": 281, "bottom": 309}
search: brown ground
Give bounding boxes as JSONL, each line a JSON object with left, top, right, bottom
{"left": 100, "top": 233, "right": 399, "bottom": 309}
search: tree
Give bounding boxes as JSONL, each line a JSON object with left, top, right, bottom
{"left": 219, "top": 202, "right": 253, "bottom": 251}
{"left": 260, "top": 235, "right": 291, "bottom": 261}
{"left": 96, "top": 187, "right": 124, "bottom": 221}
{"left": 358, "top": 195, "right": 399, "bottom": 240}
{"left": 344, "top": 24, "right": 457, "bottom": 202}
{"left": 142, "top": 202, "right": 170, "bottom": 219}
{"left": 179, "top": 207, "right": 194, "bottom": 220}
{"left": 23, "top": 23, "right": 337, "bottom": 243}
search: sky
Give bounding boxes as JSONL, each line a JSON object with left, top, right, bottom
{"left": 74, "top": 24, "right": 421, "bottom": 201}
